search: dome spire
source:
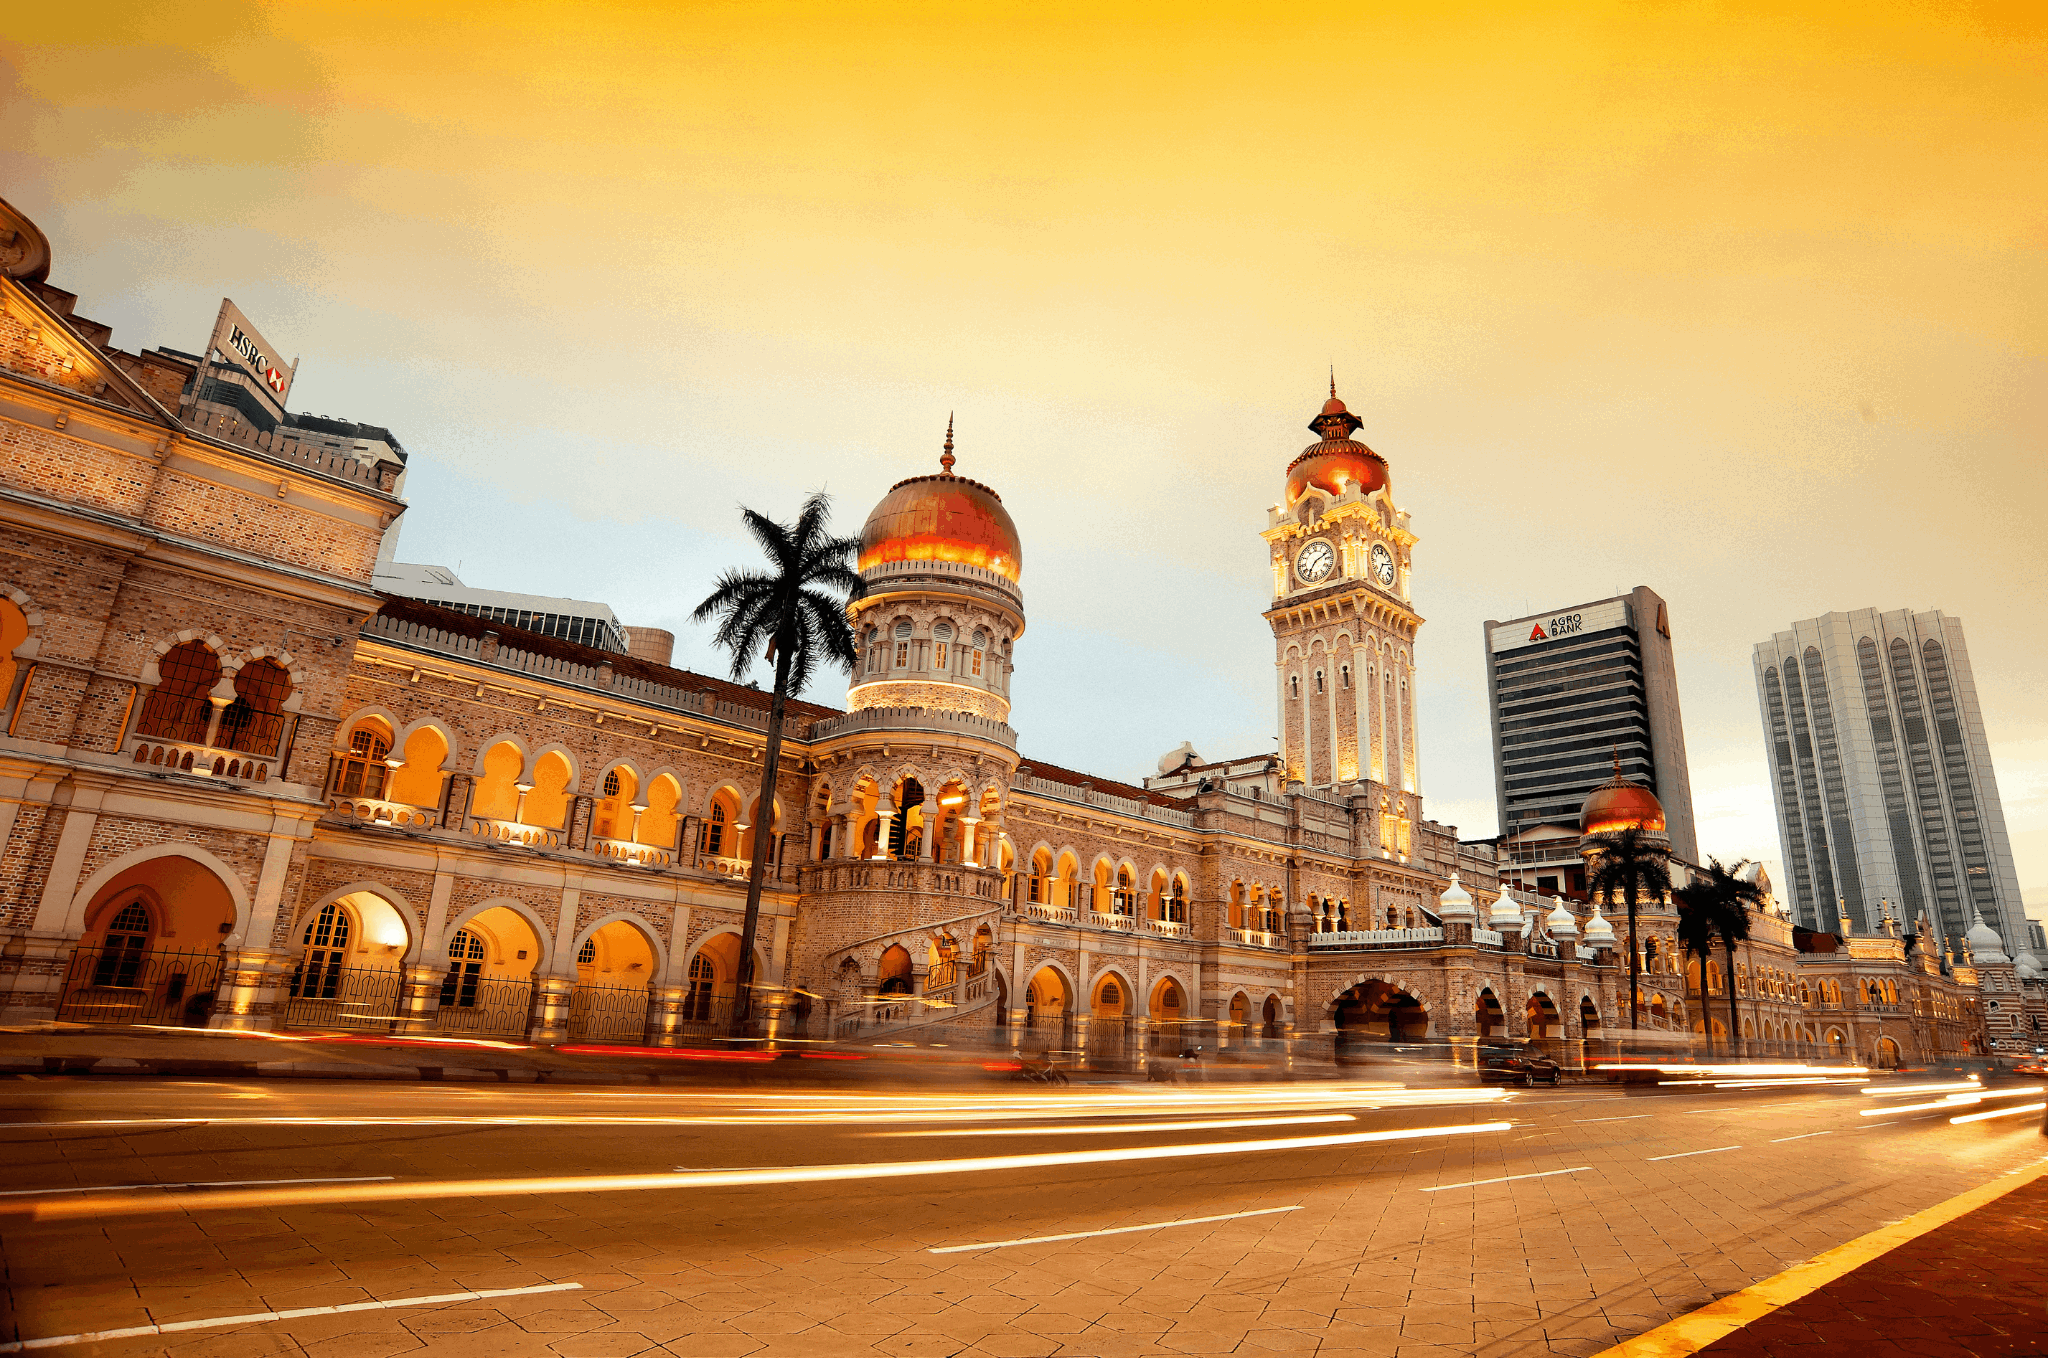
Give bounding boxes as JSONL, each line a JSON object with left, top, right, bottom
{"left": 940, "top": 413, "right": 956, "bottom": 474}
{"left": 1329, "top": 366, "right": 1337, "bottom": 400}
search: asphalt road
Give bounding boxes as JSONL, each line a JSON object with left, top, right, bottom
{"left": 0, "top": 1071, "right": 2042, "bottom": 1357}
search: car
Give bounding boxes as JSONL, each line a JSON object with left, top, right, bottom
{"left": 1479, "top": 1053, "right": 1562, "bottom": 1086}
{"left": 2012, "top": 1058, "right": 2048, "bottom": 1079}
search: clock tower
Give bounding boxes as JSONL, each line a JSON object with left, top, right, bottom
{"left": 1263, "top": 384, "right": 1423, "bottom": 793}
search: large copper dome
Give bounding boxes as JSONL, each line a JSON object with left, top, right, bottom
{"left": 1580, "top": 771, "right": 1668, "bottom": 838}
{"left": 1285, "top": 394, "right": 1389, "bottom": 505}
{"left": 857, "top": 426, "right": 1022, "bottom": 584}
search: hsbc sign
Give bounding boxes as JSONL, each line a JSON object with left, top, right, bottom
{"left": 202, "top": 299, "right": 296, "bottom": 410}
{"left": 228, "top": 324, "right": 288, "bottom": 395}
{"left": 1490, "top": 598, "right": 1631, "bottom": 654}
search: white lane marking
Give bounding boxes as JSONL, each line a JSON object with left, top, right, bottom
{"left": 17, "top": 1122, "right": 1513, "bottom": 1221}
{"left": 1768, "top": 1131, "right": 1836, "bottom": 1143}
{"left": 929, "top": 1205, "right": 1300, "bottom": 1253}
{"left": 0, "top": 1175, "right": 394, "bottom": 1198}
{"left": 875, "top": 1114, "right": 1353, "bottom": 1138}
{"left": 1575, "top": 1115, "right": 1650, "bottom": 1124}
{"left": 0, "top": 1282, "right": 582, "bottom": 1352}
{"left": 1421, "top": 1166, "right": 1593, "bottom": 1192}
{"left": 1646, "top": 1145, "right": 1742, "bottom": 1161}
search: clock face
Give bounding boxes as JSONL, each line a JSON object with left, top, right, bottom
{"left": 1370, "top": 542, "right": 1397, "bottom": 588}
{"left": 1295, "top": 539, "right": 1335, "bottom": 584}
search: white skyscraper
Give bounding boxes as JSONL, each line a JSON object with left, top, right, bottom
{"left": 1752, "top": 609, "right": 2025, "bottom": 959}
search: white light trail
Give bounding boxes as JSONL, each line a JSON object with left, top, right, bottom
{"left": 1645, "top": 1146, "right": 1742, "bottom": 1161}
{"left": 1949, "top": 1102, "right": 2047, "bottom": 1125}
{"left": 0, "top": 1175, "right": 393, "bottom": 1198}
{"left": 1861, "top": 1088, "right": 2043, "bottom": 1118}
{"left": 874, "top": 1114, "right": 1354, "bottom": 1138}
{"left": 1597, "top": 1063, "right": 1868, "bottom": 1077}
{"left": 929, "top": 1205, "right": 1300, "bottom": 1252}
{"left": 1861, "top": 1080, "right": 1982, "bottom": 1097}
{"left": 0, "top": 1282, "right": 582, "bottom": 1352}
{"left": 1421, "top": 1166, "right": 1593, "bottom": 1192}
{"left": 1576, "top": 1115, "right": 1650, "bottom": 1124}
{"left": 1768, "top": 1131, "right": 1835, "bottom": 1143}
{"left": 9, "top": 1121, "right": 1514, "bottom": 1221}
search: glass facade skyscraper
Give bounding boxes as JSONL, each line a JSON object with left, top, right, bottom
{"left": 1753, "top": 609, "right": 2024, "bottom": 957}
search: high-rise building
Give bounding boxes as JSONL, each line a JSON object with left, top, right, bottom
{"left": 1483, "top": 587, "right": 1699, "bottom": 874}
{"left": 374, "top": 561, "right": 630, "bottom": 653}
{"left": 1753, "top": 609, "right": 2025, "bottom": 957}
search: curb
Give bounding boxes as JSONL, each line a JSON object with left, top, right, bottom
{"left": 1588, "top": 1154, "right": 2048, "bottom": 1358}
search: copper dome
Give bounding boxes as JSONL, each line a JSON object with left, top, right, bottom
{"left": 1285, "top": 391, "right": 1389, "bottom": 505}
{"left": 857, "top": 425, "right": 1021, "bottom": 584}
{"left": 1580, "top": 773, "right": 1667, "bottom": 838}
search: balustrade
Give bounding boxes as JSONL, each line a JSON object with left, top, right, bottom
{"left": 1470, "top": 927, "right": 1504, "bottom": 946}
{"left": 329, "top": 796, "right": 436, "bottom": 829}
{"left": 591, "top": 837, "right": 672, "bottom": 869}
{"left": 1227, "top": 927, "right": 1282, "bottom": 948}
{"left": 467, "top": 817, "right": 565, "bottom": 850}
{"left": 128, "top": 736, "right": 273, "bottom": 784}
{"left": 1308, "top": 926, "right": 1445, "bottom": 950}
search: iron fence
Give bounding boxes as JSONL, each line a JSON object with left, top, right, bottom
{"left": 568, "top": 982, "right": 652, "bottom": 1043}
{"left": 57, "top": 945, "right": 222, "bottom": 1026}
{"left": 280, "top": 963, "right": 405, "bottom": 1033}
{"left": 676, "top": 990, "right": 736, "bottom": 1039}
{"left": 432, "top": 973, "right": 535, "bottom": 1038}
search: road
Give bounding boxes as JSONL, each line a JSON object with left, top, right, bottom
{"left": 0, "top": 1070, "right": 2042, "bottom": 1357}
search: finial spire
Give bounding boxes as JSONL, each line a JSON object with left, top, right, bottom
{"left": 940, "top": 413, "right": 955, "bottom": 474}
{"left": 1330, "top": 366, "right": 1337, "bottom": 400}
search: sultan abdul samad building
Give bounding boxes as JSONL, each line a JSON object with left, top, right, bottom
{"left": 0, "top": 197, "right": 2025, "bottom": 1067}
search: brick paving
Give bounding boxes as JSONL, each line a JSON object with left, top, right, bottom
{"left": 1693, "top": 1172, "right": 2048, "bottom": 1358}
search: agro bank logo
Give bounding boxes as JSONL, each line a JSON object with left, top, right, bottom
{"left": 227, "top": 325, "right": 288, "bottom": 396}
{"left": 1528, "top": 612, "right": 1584, "bottom": 643}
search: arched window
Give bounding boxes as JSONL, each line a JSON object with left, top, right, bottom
{"left": 0, "top": 597, "right": 28, "bottom": 719}
{"left": 683, "top": 952, "right": 717, "bottom": 1021}
{"left": 705, "top": 802, "right": 728, "bottom": 858}
{"left": 1100, "top": 979, "right": 1122, "bottom": 1008}
{"left": 933, "top": 623, "right": 952, "bottom": 672}
{"left": 333, "top": 727, "right": 391, "bottom": 798}
{"left": 1340, "top": 664, "right": 1351, "bottom": 689}
{"left": 291, "top": 902, "right": 351, "bottom": 999}
{"left": 439, "top": 929, "right": 487, "bottom": 1007}
{"left": 219, "top": 659, "right": 290, "bottom": 755}
{"left": 577, "top": 937, "right": 597, "bottom": 966}
{"left": 92, "top": 898, "right": 152, "bottom": 987}
{"left": 893, "top": 621, "right": 912, "bottom": 669}
{"left": 1289, "top": 675, "right": 1300, "bottom": 699}
{"left": 137, "top": 641, "right": 220, "bottom": 743}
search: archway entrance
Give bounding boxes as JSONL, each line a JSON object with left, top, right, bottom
{"left": 1526, "top": 992, "right": 1563, "bottom": 1040}
{"left": 1024, "top": 966, "right": 1072, "bottom": 1051}
{"left": 435, "top": 906, "right": 540, "bottom": 1037}
{"left": 569, "top": 918, "right": 657, "bottom": 1043}
{"left": 1333, "top": 980, "right": 1429, "bottom": 1060}
{"left": 1475, "top": 988, "right": 1505, "bottom": 1040}
{"left": 1089, "top": 972, "right": 1134, "bottom": 1068}
{"left": 59, "top": 856, "right": 237, "bottom": 1026}
{"left": 1873, "top": 1036, "right": 1901, "bottom": 1070}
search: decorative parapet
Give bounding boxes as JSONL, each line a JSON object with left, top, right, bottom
{"left": 1009, "top": 774, "right": 1196, "bottom": 827}
{"left": 809, "top": 704, "right": 1017, "bottom": 748}
{"left": 1308, "top": 926, "right": 1444, "bottom": 950}
{"left": 185, "top": 408, "right": 402, "bottom": 492}
{"left": 1227, "top": 927, "right": 1285, "bottom": 949}
{"left": 1471, "top": 927, "right": 1504, "bottom": 947}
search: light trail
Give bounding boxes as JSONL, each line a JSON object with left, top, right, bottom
{"left": 1421, "top": 1166, "right": 1592, "bottom": 1192}
{"left": 873, "top": 1114, "right": 1354, "bottom": 1138}
{"left": 1861, "top": 1087, "right": 2043, "bottom": 1118}
{"left": 928, "top": 1205, "right": 1301, "bottom": 1253}
{"left": 1949, "top": 1101, "right": 2047, "bottom": 1125}
{"left": 1861, "top": 1080, "right": 1982, "bottom": 1097}
{"left": 1645, "top": 1145, "right": 1742, "bottom": 1161}
{"left": 6, "top": 1121, "right": 1513, "bottom": 1221}
{"left": 0, "top": 1282, "right": 582, "bottom": 1352}
{"left": 1575, "top": 1115, "right": 1651, "bottom": 1124}
{"left": 1768, "top": 1131, "right": 1835, "bottom": 1143}
{"left": 1597, "top": 1063, "right": 1869, "bottom": 1077}
{"left": 0, "top": 1175, "right": 393, "bottom": 1198}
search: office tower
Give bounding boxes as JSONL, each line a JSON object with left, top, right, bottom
{"left": 1485, "top": 587, "right": 1699, "bottom": 872}
{"left": 1753, "top": 609, "right": 2024, "bottom": 955}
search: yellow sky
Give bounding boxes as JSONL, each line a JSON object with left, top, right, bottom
{"left": 4, "top": 1, "right": 2045, "bottom": 898}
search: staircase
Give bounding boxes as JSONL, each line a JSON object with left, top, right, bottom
{"left": 826, "top": 970, "right": 1001, "bottom": 1043}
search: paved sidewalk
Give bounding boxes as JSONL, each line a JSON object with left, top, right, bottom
{"left": 1608, "top": 1157, "right": 2048, "bottom": 1358}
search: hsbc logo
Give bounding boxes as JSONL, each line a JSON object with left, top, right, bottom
{"left": 227, "top": 325, "right": 288, "bottom": 396}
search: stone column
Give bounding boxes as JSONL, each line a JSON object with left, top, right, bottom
{"left": 959, "top": 816, "right": 981, "bottom": 867}
{"left": 210, "top": 947, "right": 292, "bottom": 1031}
{"left": 396, "top": 963, "right": 447, "bottom": 1035}
{"left": 645, "top": 984, "right": 687, "bottom": 1046}
{"left": 442, "top": 773, "right": 473, "bottom": 831}
{"left": 528, "top": 974, "right": 574, "bottom": 1045}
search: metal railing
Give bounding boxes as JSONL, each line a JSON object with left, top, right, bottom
{"left": 56, "top": 945, "right": 221, "bottom": 1026}
{"left": 432, "top": 973, "right": 535, "bottom": 1038}
{"left": 568, "top": 982, "right": 652, "bottom": 1042}
{"left": 281, "top": 964, "right": 405, "bottom": 1033}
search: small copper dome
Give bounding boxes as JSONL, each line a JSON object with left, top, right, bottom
{"left": 857, "top": 421, "right": 1022, "bottom": 584}
{"left": 1580, "top": 772, "right": 1667, "bottom": 838}
{"left": 1285, "top": 390, "right": 1390, "bottom": 505}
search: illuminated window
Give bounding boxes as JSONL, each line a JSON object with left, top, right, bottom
{"left": 439, "top": 928, "right": 486, "bottom": 1007}
{"left": 578, "top": 937, "right": 596, "bottom": 965}
{"left": 684, "top": 953, "right": 717, "bottom": 1021}
{"left": 292, "top": 902, "right": 351, "bottom": 999}
{"left": 934, "top": 642, "right": 948, "bottom": 670}
{"left": 705, "top": 803, "right": 727, "bottom": 857}
{"left": 136, "top": 641, "right": 220, "bottom": 744}
{"left": 894, "top": 643, "right": 908, "bottom": 668}
{"left": 971, "top": 649, "right": 983, "bottom": 677}
{"left": 334, "top": 728, "right": 391, "bottom": 798}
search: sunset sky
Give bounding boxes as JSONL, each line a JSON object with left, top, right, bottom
{"left": 4, "top": 2, "right": 2043, "bottom": 910}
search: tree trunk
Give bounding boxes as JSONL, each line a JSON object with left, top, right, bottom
{"left": 1724, "top": 936, "right": 1743, "bottom": 1058}
{"left": 734, "top": 643, "right": 793, "bottom": 1036}
{"left": 1697, "top": 949, "right": 1713, "bottom": 1058}
{"left": 1627, "top": 889, "right": 1640, "bottom": 1032}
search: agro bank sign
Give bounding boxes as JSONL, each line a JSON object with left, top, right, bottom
{"left": 203, "top": 299, "right": 296, "bottom": 409}
{"left": 1489, "top": 598, "right": 1631, "bottom": 654}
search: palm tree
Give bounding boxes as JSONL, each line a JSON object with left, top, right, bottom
{"left": 1586, "top": 826, "right": 1672, "bottom": 1032}
{"left": 693, "top": 491, "right": 865, "bottom": 1033}
{"left": 1674, "top": 887, "right": 1719, "bottom": 1057}
{"left": 1677, "top": 857, "right": 1763, "bottom": 1055}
